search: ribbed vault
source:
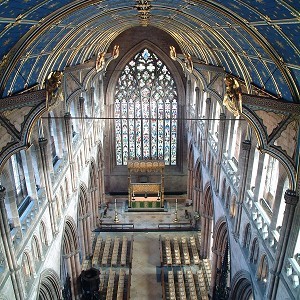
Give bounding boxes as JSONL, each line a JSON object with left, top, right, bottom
{"left": 0, "top": 0, "right": 299, "bottom": 101}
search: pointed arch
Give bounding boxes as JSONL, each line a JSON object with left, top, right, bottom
{"left": 200, "top": 184, "right": 214, "bottom": 258}
{"left": 230, "top": 270, "right": 254, "bottom": 300}
{"left": 61, "top": 217, "right": 80, "bottom": 300}
{"left": 37, "top": 269, "right": 61, "bottom": 300}
{"left": 193, "top": 158, "right": 202, "bottom": 213}
{"left": 89, "top": 159, "right": 99, "bottom": 229}
{"left": 187, "top": 142, "right": 194, "bottom": 203}
{"left": 77, "top": 183, "right": 92, "bottom": 259}
{"left": 106, "top": 40, "right": 185, "bottom": 168}
{"left": 211, "top": 217, "right": 231, "bottom": 297}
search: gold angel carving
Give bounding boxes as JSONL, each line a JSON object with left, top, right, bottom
{"left": 112, "top": 45, "right": 120, "bottom": 59}
{"left": 169, "top": 46, "right": 177, "bottom": 60}
{"left": 184, "top": 52, "right": 193, "bottom": 72}
{"left": 223, "top": 75, "right": 242, "bottom": 116}
{"left": 45, "top": 71, "right": 63, "bottom": 110}
{"left": 96, "top": 51, "right": 105, "bottom": 72}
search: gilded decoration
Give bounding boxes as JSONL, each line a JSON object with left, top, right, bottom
{"left": 112, "top": 45, "right": 120, "bottom": 59}
{"left": 170, "top": 46, "right": 177, "bottom": 60}
{"left": 131, "top": 183, "right": 160, "bottom": 193}
{"left": 184, "top": 53, "right": 193, "bottom": 73}
{"left": 96, "top": 51, "right": 105, "bottom": 72}
{"left": 128, "top": 159, "right": 165, "bottom": 173}
{"left": 223, "top": 75, "right": 242, "bottom": 116}
{"left": 45, "top": 71, "right": 63, "bottom": 110}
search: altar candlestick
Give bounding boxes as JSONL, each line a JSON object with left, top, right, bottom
{"left": 175, "top": 199, "right": 178, "bottom": 211}
{"left": 115, "top": 199, "right": 117, "bottom": 210}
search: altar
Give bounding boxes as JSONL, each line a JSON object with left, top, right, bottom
{"left": 127, "top": 160, "right": 165, "bottom": 210}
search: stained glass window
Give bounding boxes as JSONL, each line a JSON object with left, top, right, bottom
{"left": 115, "top": 48, "right": 178, "bottom": 165}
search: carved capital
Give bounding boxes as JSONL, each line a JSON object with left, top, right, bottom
{"left": 284, "top": 189, "right": 299, "bottom": 206}
{"left": 242, "top": 140, "right": 251, "bottom": 151}
{"left": 0, "top": 185, "right": 6, "bottom": 201}
{"left": 38, "top": 137, "right": 48, "bottom": 146}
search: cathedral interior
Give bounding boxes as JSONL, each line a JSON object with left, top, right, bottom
{"left": 0, "top": 1, "right": 299, "bottom": 299}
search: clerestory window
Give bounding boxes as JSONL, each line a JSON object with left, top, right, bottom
{"left": 114, "top": 48, "right": 178, "bottom": 165}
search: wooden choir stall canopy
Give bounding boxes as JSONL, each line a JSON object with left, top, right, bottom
{"left": 127, "top": 160, "right": 165, "bottom": 209}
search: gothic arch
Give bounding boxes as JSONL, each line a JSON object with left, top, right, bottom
{"left": 187, "top": 142, "right": 194, "bottom": 203}
{"left": 193, "top": 159, "right": 202, "bottom": 213}
{"left": 250, "top": 237, "right": 259, "bottom": 264}
{"left": 211, "top": 217, "right": 230, "bottom": 296}
{"left": 89, "top": 159, "right": 99, "bottom": 229}
{"left": 61, "top": 217, "right": 80, "bottom": 299}
{"left": 243, "top": 223, "right": 252, "bottom": 250}
{"left": 230, "top": 270, "right": 254, "bottom": 300}
{"left": 106, "top": 40, "right": 185, "bottom": 106}
{"left": 200, "top": 184, "right": 214, "bottom": 258}
{"left": 37, "top": 269, "right": 61, "bottom": 300}
{"left": 257, "top": 253, "right": 269, "bottom": 283}
{"left": 77, "top": 184, "right": 92, "bottom": 259}
{"left": 221, "top": 177, "right": 226, "bottom": 201}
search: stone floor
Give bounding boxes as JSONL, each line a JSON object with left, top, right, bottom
{"left": 100, "top": 197, "right": 194, "bottom": 228}
{"left": 96, "top": 197, "right": 197, "bottom": 300}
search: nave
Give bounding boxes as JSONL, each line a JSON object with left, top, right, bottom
{"left": 80, "top": 198, "right": 211, "bottom": 300}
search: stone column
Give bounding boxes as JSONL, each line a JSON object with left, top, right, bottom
{"left": 0, "top": 186, "right": 24, "bottom": 300}
{"left": 39, "top": 138, "right": 57, "bottom": 235}
{"left": 2, "top": 166, "right": 21, "bottom": 229}
{"left": 90, "top": 87, "right": 96, "bottom": 146}
{"left": 267, "top": 190, "right": 299, "bottom": 300}
{"left": 227, "top": 117, "right": 236, "bottom": 159}
{"left": 79, "top": 96, "right": 88, "bottom": 165}
{"left": 215, "top": 113, "right": 226, "bottom": 192}
{"left": 233, "top": 140, "right": 251, "bottom": 239}
{"left": 202, "top": 98, "right": 211, "bottom": 165}
{"left": 20, "top": 148, "right": 38, "bottom": 200}
{"left": 64, "top": 113, "right": 76, "bottom": 191}
{"left": 195, "top": 87, "right": 200, "bottom": 117}
{"left": 253, "top": 152, "right": 265, "bottom": 201}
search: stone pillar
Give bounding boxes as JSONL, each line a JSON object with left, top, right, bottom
{"left": 2, "top": 166, "right": 21, "bottom": 229}
{"left": 215, "top": 113, "right": 226, "bottom": 192}
{"left": 0, "top": 186, "right": 24, "bottom": 300}
{"left": 64, "top": 113, "right": 76, "bottom": 191}
{"left": 227, "top": 117, "right": 236, "bottom": 159}
{"left": 233, "top": 140, "right": 251, "bottom": 239}
{"left": 253, "top": 152, "right": 265, "bottom": 201}
{"left": 20, "top": 148, "right": 38, "bottom": 200}
{"left": 39, "top": 138, "right": 57, "bottom": 235}
{"left": 202, "top": 98, "right": 211, "bottom": 165}
{"left": 90, "top": 87, "right": 96, "bottom": 146}
{"left": 267, "top": 190, "right": 299, "bottom": 300}
{"left": 79, "top": 97, "right": 88, "bottom": 165}
{"left": 195, "top": 87, "right": 200, "bottom": 117}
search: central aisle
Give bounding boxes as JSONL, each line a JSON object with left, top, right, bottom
{"left": 130, "top": 232, "right": 162, "bottom": 300}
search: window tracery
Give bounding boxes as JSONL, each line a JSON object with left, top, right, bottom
{"left": 114, "top": 48, "right": 178, "bottom": 165}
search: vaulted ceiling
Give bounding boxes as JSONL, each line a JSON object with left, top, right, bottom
{"left": 0, "top": 0, "right": 299, "bottom": 102}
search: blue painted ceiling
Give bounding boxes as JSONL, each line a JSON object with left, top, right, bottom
{"left": 0, "top": 0, "right": 299, "bottom": 102}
